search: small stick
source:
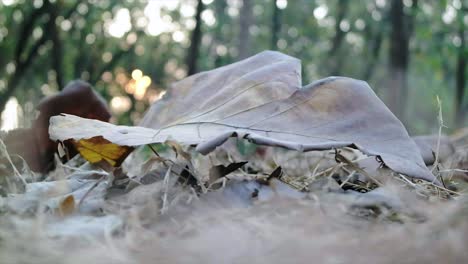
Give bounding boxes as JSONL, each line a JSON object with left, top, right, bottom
{"left": 432, "top": 96, "right": 445, "bottom": 173}
{"left": 398, "top": 173, "right": 462, "bottom": 196}
{"left": 161, "top": 165, "right": 173, "bottom": 214}
{"left": 438, "top": 169, "right": 468, "bottom": 173}
{"left": 0, "top": 139, "right": 27, "bottom": 188}
{"left": 339, "top": 170, "right": 356, "bottom": 188}
{"left": 77, "top": 174, "right": 107, "bottom": 209}
{"left": 148, "top": 144, "right": 161, "bottom": 157}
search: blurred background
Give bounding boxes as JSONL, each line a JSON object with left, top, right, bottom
{"left": 0, "top": 0, "right": 466, "bottom": 134}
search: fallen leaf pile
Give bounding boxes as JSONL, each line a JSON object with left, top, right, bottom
{"left": 50, "top": 51, "right": 438, "bottom": 184}
{"left": 0, "top": 51, "right": 467, "bottom": 264}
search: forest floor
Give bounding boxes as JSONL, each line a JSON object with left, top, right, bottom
{"left": 0, "top": 134, "right": 467, "bottom": 264}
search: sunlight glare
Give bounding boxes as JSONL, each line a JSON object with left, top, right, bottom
{"left": 172, "top": 31, "right": 185, "bottom": 42}
{"left": 134, "top": 76, "right": 151, "bottom": 100}
{"left": 131, "top": 69, "right": 143, "bottom": 80}
{"left": 1, "top": 0, "right": 15, "bottom": 6}
{"left": 110, "top": 96, "right": 132, "bottom": 114}
{"left": 180, "top": 3, "right": 196, "bottom": 17}
{"left": 145, "top": 1, "right": 177, "bottom": 36}
{"left": 442, "top": 5, "right": 456, "bottom": 24}
{"left": 126, "top": 69, "right": 151, "bottom": 101}
{"left": 1, "top": 97, "right": 19, "bottom": 131}
{"left": 108, "top": 8, "right": 132, "bottom": 38}
{"left": 201, "top": 9, "right": 216, "bottom": 26}
{"left": 276, "top": 0, "right": 287, "bottom": 9}
{"left": 202, "top": 0, "right": 213, "bottom": 5}
{"left": 313, "top": 5, "right": 328, "bottom": 20}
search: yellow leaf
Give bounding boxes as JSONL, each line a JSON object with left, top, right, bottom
{"left": 72, "top": 136, "right": 133, "bottom": 167}
{"left": 59, "top": 195, "right": 75, "bottom": 216}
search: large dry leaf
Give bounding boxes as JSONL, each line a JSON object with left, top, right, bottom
{"left": 49, "top": 51, "right": 438, "bottom": 184}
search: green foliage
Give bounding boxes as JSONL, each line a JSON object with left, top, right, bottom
{"left": 0, "top": 0, "right": 466, "bottom": 132}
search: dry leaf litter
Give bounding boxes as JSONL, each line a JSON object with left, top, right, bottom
{"left": 0, "top": 51, "right": 467, "bottom": 264}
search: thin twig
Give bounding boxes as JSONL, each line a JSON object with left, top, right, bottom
{"left": 148, "top": 145, "right": 200, "bottom": 184}
{"left": 148, "top": 144, "right": 161, "bottom": 157}
{"left": 0, "top": 139, "right": 27, "bottom": 187}
{"left": 161, "top": 165, "right": 173, "bottom": 214}
{"left": 77, "top": 175, "right": 106, "bottom": 209}
{"left": 439, "top": 169, "right": 468, "bottom": 173}
{"left": 312, "top": 166, "right": 337, "bottom": 179}
{"left": 310, "top": 161, "right": 322, "bottom": 178}
{"left": 335, "top": 150, "right": 383, "bottom": 186}
{"left": 398, "top": 173, "right": 462, "bottom": 196}
{"left": 339, "top": 170, "right": 356, "bottom": 188}
{"left": 432, "top": 96, "right": 445, "bottom": 173}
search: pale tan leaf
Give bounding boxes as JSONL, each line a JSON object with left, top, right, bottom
{"left": 49, "top": 51, "right": 439, "bottom": 184}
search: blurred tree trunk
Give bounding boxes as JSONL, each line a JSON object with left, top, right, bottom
{"left": 455, "top": 4, "right": 467, "bottom": 126}
{"left": 49, "top": 1, "right": 64, "bottom": 89}
{"left": 0, "top": 1, "right": 51, "bottom": 115}
{"left": 388, "top": 0, "right": 407, "bottom": 119}
{"left": 213, "top": 0, "right": 228, "bottom": 67}
{"left": 270, "top": 0, "right": 281, "bottom": 49}
{"left": 238, "top": 0, "right": 253, "bottom": 59}
{"left": 72, "top": 5, "right": 95, "bottom": 79}
{"left": 13, "top": 3, "right": 48, "bottom": 63}
{"left": 74, "top": 29, "right": 89, "bottom": 78}
{"left": 387, "top": 0, "right": 417, "bottom": 122}
{"left": 328, "top": 0, "right": 349, "bottom": 75}
{"left": 0, "top": 1, "right": 79, "bottom": 115}
{"left": 363, "top": 30, "right": 383, "bottom": 80}
{"left": 186, "top": 0, "right": 204, "bottom": 76}
{"left": 362, "top": 5, "right": 385, "bottom": 81}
